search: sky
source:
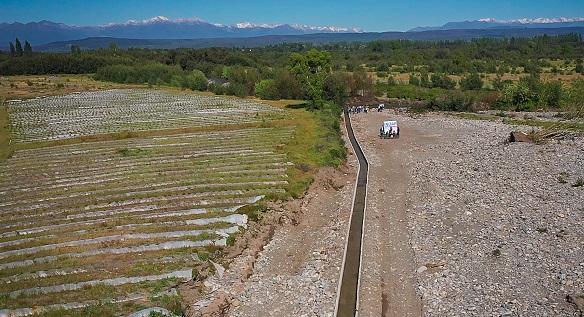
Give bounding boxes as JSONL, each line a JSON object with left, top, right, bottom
{"left": 1, "top": 0, "right": 584, "bottom": 32}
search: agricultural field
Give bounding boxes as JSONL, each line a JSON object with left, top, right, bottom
{"left": 7, "top": 89, "right": 287, "bottom": 143}
{"left": 0, "top": 89, "right": 297, "bottom": 316}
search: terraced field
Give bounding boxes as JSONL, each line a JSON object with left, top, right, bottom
{"left": 0, "top": 89, "right": 295, "bottom": 315}
{"left": 8, "top": 89, "right": 286, "bottom": 143}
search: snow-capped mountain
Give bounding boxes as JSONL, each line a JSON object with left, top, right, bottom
{"left": 0, "top": 16, "right": 363, "bottom": 46}
{"left": 409, "top": 17, "right": 584, "bottom": 32}
{"left": 478, "top": 17, "right": 584, "bottom": 24}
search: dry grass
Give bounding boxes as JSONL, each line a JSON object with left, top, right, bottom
{"left": 1, "top": 75, "right": 142, "bottom": 100}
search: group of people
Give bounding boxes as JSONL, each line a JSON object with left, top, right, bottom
{"left": 348, "top": 104, "right": 388, "bottom": 114}
{"left": 348, "top": 103, "right": 385, "bottom": 113}
{"left": 380, "top": 126, "right": 400, "bottom": 138}
{"left": 348, "top": 105, "right": 368, "bottom": 113}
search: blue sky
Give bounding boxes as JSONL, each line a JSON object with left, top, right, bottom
{"left": 1, "top": 0, "right": 583, "bottom": 32}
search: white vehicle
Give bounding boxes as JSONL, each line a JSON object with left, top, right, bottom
{"left": 379, "top": 120, "right": 399, "bottom": 139}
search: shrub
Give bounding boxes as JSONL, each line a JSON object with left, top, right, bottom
{"left": 197, "top": 251, "right": 209, "bottom": 261}
{"left": 572, "top": 177, "right": 584, "bottom": 187}
{"left": 460, "top": 73, "right": 483, "bottom": 90}
{"left": 313, "top": 102, "right": 346, "bottom": 166}
{"left": 255, "top": 79, "right": 279, "bottom": 100}
{"left": 224, "top": 83, "right": 247, "bottom": 98}
{"left": 236, "top": 204, "right": 267, "bottom": 222}
{"left": 186, "top": 70, "right": 208, "bottom": 91}
{"left": 427, "top": 91, "right": 475, "bottom": 112}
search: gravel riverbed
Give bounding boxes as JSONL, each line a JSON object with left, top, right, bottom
{"left": 400, "top": 114, "right": 584, "bottom": 317}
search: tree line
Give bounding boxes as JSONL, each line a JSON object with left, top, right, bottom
{"left": 1, "top": 33, "right": 583, "bottom": 112}
{"left": 5, "top": 38, "right": 33, "bottom": 57}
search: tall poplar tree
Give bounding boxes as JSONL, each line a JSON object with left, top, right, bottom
{"left": 9, "top": 42, "right": 15, "bottom": 56}
{"left": 15, "top": 38, "right": 23, "bottom": 56}
{"left": 23, "top": 41, "right": 33, "bottom": 56}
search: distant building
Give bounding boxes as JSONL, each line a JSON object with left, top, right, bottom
{"left": 207, "top": 77, "right": 229, "bottom": 87}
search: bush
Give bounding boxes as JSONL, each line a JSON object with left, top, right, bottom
{"left": 224, "top": 83, "right": 247, "bottom": 98}
{"left": 254, "top": 79, "right": 279, "bottom": 100}
{"left": 209, "top": 83, "right": 224, "bottom": 95}
{"left": 460, "top": 73, "right": 483, "bottom": 90}
{"left": 427, "top": 91, "right": 475, "bottom": 112}
{"left": 313, "top": 102, "right": 346, "bottom": 166}
{"left": 197, "top": 251, "right": 209, "bottom": 261}
{"left": 186, "top": 70, "right": 208, "bottom": 91}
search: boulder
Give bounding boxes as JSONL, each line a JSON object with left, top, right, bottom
{"left": 567, "top": 294, "right": 584, "bottom": 316}
{"left": 509, "top": 131, "right": 532, "bottom": 143}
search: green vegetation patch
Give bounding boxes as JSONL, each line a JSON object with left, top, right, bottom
{"left": 0, "top": 102, "right": 13, "bottom": 162}
{"left": 117, "top": 147, "right": 149, "bottom": 157}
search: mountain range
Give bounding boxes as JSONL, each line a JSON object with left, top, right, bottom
{"left": 1, "top": 16, "right": 583, "bottom": 52}
{"left": 409, "top": 17, "right": 584, "bottom": 32}
{"left": 0, "top": 16, "right": 363, "bottom": 46}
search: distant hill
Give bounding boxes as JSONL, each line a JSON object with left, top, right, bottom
{"left": 31, "top": 27, "right": 584, "bottom": 53}
{"left": 409, "top": 17, "right": 584, "bottom": 32}
{"left": 0, "top": 16, "right": 363, "bottom": 46}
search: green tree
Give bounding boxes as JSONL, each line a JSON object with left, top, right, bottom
{"left": 170, "top": 75, "right": 187, "bottom": 89}
{"left": 289, "top": 49, "right": 332, "bottom": 108}
{"left": 575, "top": 63, "right": 584, "bottom": 75}
{"left": 460, "top": 73, "right": 483, "bottom": 90}
{"left": 492, "top": 74, "right": 504, "bottom": 91}
{"left": 23, "top": 41, "right": 33, "bottom": 56}
{"left": 323, "top": 72, "right": 349, "bottom": 107}
{"left": 254, "top": 79, "right": 279, "bottom": 100}
{"left": 431, "top": 73, "right": 456, "bottom": 89}
{"left": 275, "top": 70, "right": 303, "bottom": 100}
{"left": 9, "top": 42, "right": 15, "bottom": 56}
{"left": 539, "top": 81, "right": 562, "bottom": 109}
{"left": 502, "top": 82, "right": 532, "bottom": 111}
{"left": 562, "top": 79, "right": 584, "bottom": 113}
{"left": 186, "top": 70, "right": 208, "bottom": 91}
{"left": 15, "top": 38, "right": 23, "bottom": 56}
{"left": 108, "top": 42, "right": 118, "bottom": 52}
{"left": 70, "top": 45, "right": 81, "bottom": 55}
{"left": 224, "top": 82, "right": 247, "bottom": 98}
{"left": 419, "top": 68, "right": 430, "bottom": 88}
{"left": 408, "top": 74, "right": 420, "bottom": 86}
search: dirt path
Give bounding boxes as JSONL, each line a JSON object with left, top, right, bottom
{"left": 350, "top": 111, "right": 430, "bottom": 317}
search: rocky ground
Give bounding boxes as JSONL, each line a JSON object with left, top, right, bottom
{"left": 184, "top": 110, "right": 584, "bottom": 317}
